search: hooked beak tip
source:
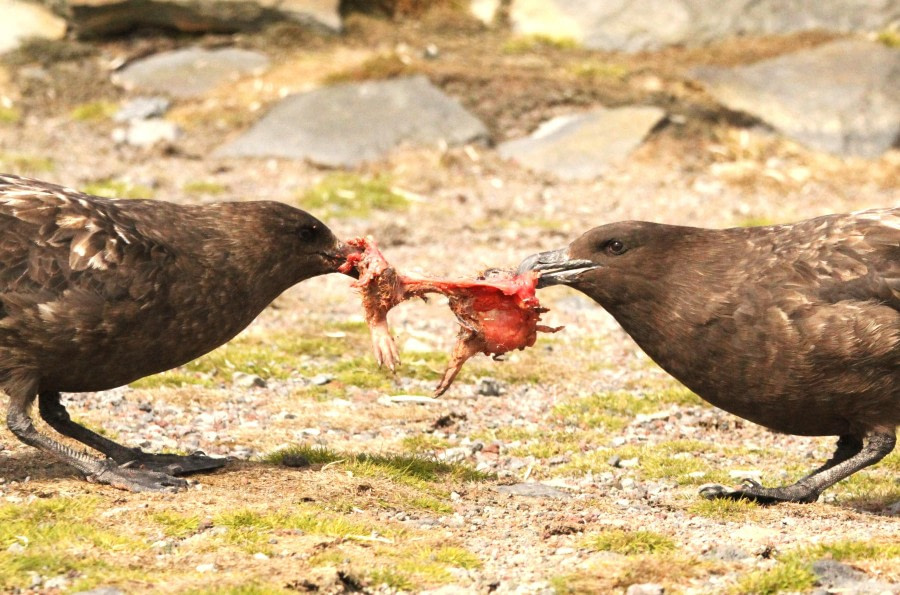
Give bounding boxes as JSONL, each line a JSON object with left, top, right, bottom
{"left": 517, "top": 248, "right": 600, "bottom": 288}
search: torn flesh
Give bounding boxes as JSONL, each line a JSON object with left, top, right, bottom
{"left": 340, "top": 236, "right": 561, "bottom": 395}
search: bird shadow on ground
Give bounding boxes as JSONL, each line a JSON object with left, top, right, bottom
{"left": 839, "top": 492, "right": 900, "bottom": 518}
{"left": 0, "top": 451, "right": 82, "bottom": 484}
{"left": 0, "top": 450, "right": 275, "bottom": 486}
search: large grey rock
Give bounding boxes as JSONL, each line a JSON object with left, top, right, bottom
{"left": 498, "top": 106, "right": 665, "bottom": 180}
{"left": 216, "top": 76, "right": 489, "bottom": 167}
{"left": 69, "top": 0, "right": 340, "bottom": 37}
{"left": 508, "top": 0, "right": 900, "bottom": 52}
{"left": 0, "top": 0, "right": 67, "bottom": 54}
{"left": 113, "top": 47, "right": 270, "bottom": 98}
{"left": 692, "top": 40, "right": 900, "bottom": 157}
{"left": 811, "top": 559, "right": 900, "bottom": 593}
{"left": 811, "top": 559, "right": 868, "bottom": 588}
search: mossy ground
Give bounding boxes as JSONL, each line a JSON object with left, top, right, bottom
{"left": 298, "top": 172, "right": 410, "bottom": 219}
{"left": 0, "top": 453, "right": 490, "bottom": 593}
{"left": 82, "top": 178, "right": 155, "bottom": 200}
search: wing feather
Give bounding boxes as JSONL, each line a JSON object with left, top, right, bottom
{"left": 0, "top": 174, "right": 177, "bottom": 316}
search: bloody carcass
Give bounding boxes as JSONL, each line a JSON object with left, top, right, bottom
{"left": 340, "top": 236, "right": 560, "bottom": 395}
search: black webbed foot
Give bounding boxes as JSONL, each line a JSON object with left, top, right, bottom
{"left": 697, "top": 432, "right": 897, "bottom": 505}
{"left": 37, "top": 392, "right": 227, "bottom": 476}
{"left": 88, "top": 459, "right": 189, "bottom": 493}
{"left": 699, "top": 479, "right": 819, "bottom": 504}
{"left": 118, "top": 449, "right": 228, "bottom": 476}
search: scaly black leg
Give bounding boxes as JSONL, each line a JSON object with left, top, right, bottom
{"left": 700, "top": 432, "right": 894, "bottom": 504}
{"left": 6, "top": 386, "right": 187, "bottom": 492}
{"left": 800, "top": 435, "right": 864, "bottom": 478}
{"left": 38, "top": 391, "right": 226, "bottom": 475}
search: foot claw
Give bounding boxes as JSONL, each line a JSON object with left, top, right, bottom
{"left": 121, "top": 450, "right": 227, "bottom": 476}
{"left": 698, "top": 481, "right": 818, "bottom": 504}
{"left": 699, "top": 483, "right": 732, "bottom": 500}
{"left": 90, "top": 460, "right": 189, "bottom": 493}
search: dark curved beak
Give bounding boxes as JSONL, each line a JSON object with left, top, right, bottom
{"left": 517, "top": 248, "right": 600, "bottom": 288}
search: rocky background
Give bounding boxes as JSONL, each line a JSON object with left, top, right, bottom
{"left": 0, "top": 1, "right": 898, "bottom": 594}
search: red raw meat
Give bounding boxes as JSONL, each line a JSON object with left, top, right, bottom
{"left": 340, "top": 236, "right": 561, "bottom": 395}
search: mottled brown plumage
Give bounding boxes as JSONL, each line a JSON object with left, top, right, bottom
{"left": 0, "top": 174, "right": 354, "bottom": 491}
{"left": 519, "top": 209, "right": 899, "bottom": 503}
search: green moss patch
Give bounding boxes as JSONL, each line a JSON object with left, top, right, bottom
{"left": 150, "top": 511, "right": 202, "bottom": 539}
{"left": 562, "top": 439, "right": 733, "bottom": 485}
{"left": 324, "top": 53, "right": 417, "bottom": 84}
{"left": 298, "top": 173, "right": 410, "bottom": 219}
{"left": 688, "top": 497, "right": 760, "bottom": 520}
{"left": 0, "top": 106, "right": 21, "bottom": 124}
{"left": 83, "top": 178, "right": 155, "bottom": 200}
{"left": 582, "top": 529, "right": 677, "bottom": 555}
{"left": 209, "top": 501, "right": 481, "bottom": 591}
{"left": 183, "top": 180, "right": 228, "bottom": 196}
{"left": 732, "top": 559, "right": 816, "bottom": 594}
{"left": 0, "top": 497, "right": 145, "bottom": 591}
{"left": 402, "top": 434, "right": 453, "bottom": 453}
{"left": 265, "top": 444, "right": 490, "bottom": 487}
{"left": 877, "top": 27, "right": 900, "bottom": 48}
{"left": 569, "top": 60, "right": 629, "bottom": 80}
{"left": 554, "top": 389, "right": 703, "bottom": 431}
{"left": 732, "top": 539, "right": 900, "bottom": 594}
{"left": 71, "top": 101, "right": 117, "bottom": 122}
{"left": 502, "top": 34, "right": 579, "bottom": 54}
{"left": 131, "top": 329, "right": 371, "bottom": 389}
{"left": 0, "top": 152, "right": 54, "bottom": 174}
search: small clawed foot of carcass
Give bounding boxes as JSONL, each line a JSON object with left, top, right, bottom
{"left": 370, "top": 325, "right": 401, "bottom": 372}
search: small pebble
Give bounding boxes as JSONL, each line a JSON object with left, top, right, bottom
{"left": 477, "top": 378, "right": 505, "bottom": 396}
{"left": 424, "top": 43, "right": 440, "bottom": 59}
{"left": 232, "top": 372, "right": 266, "bottom": 388}
{"left": 309, "top": 374, "right": 333, "bottom": 386}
